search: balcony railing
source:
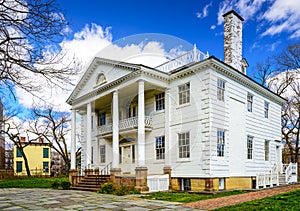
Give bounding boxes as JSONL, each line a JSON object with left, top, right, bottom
{"left": 155, "top": 45, "right": 209, "bottom": 72}
{"left": 98, "top": 116, "right": 152, "bottom": 135}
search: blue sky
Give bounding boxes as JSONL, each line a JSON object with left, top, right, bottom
{"left": 4, "top": 0, "right": 300, "bottom": 118}
{"left": 57, "top": 0, "right": 300, "bottom": 77}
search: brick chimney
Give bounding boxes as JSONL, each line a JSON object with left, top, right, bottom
{"left": 223, "top": 10, "right": 244, "bottom": 73}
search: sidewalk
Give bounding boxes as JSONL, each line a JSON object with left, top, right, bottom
{"left": 0, "top": 188, "right": 199, "bottom": 210}
{"left": 183, "top": 184, "right": 300, "bottom": 210}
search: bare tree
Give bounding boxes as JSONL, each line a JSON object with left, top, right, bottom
{"left": 1, "top": 116, "right": 38, "bottom": 176}
{"left": 0, "top": 0, "right": 78, "bottom": 97}
{"left": 255, "top": 42, "right": 300, "bottom": 179}
{"left": 29, "top": 106, "right": 71, "bottom": 171}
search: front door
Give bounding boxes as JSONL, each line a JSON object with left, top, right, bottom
{"left": 123, "top": 146, "right": 132, "bottom": 165}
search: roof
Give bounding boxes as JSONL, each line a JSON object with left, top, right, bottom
{"left": 67, "top": 55, "right": 286, "bottom": 106}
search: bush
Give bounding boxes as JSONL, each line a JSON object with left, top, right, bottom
{"left": 100, "top": 182, "right": 115, "bottom": 194}
{"left": 129, "top": 189, "right": 141, "bottom": 194}
{"left": 61, "top": 181, "right": 71, "bottom": 190}
{"left": 51, "top": 181, "right": 60, "bottom": 189}
{"left": 114, "top": 185, "right": 129, "bottom": 196}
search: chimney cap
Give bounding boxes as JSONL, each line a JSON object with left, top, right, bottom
{"left": 223, "top": 10, "right": 244, "bottom": 21}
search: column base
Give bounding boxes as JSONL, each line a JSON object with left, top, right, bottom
{"left": 163, "top": 166, "right": 172, "bottom": 190}
{"left": 110, "top": 168, "right": 121, "bottom": 185}
{"left": 135, "top": 166, "right": 149, "bottom": 192}
{"left": 69, "top": 169, "right": 78, "bottom": 186}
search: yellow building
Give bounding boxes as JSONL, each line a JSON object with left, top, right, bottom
{"left": 14, "top": 138, "right": 51, "bottom": 176}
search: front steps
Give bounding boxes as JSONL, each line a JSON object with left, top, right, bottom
{"left": 71, "top": 174, "right": 110, "bottom": 192}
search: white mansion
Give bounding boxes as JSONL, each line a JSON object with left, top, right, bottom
{"left": 68, "top": 10, "right": 291, "bottom": 191}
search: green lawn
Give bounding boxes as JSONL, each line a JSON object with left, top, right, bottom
{"left": 213, "top": 189, "right": 300, "bottom": 211}
{"left": 0, "top": 177, "right": 69, "bottom": 189}
{"left": 141, "top": 190, "right": 248, "bottom": 203}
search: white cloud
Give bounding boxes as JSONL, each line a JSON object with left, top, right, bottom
{"left": 216, "top": 0, "right": 300, "bottom": 38}
{"left": 196, "top": 2, "right": 212, "bottom": 19}
{"left": 261, "top": 0, "right": 300, "bottom": 38}
{"left": 210, "top": 25, "right": 216, "bottom": 30}
{"left": 15, "top": 25, "right": 190, "bottom": 112}
{"left": 16, "top": 24, "right": 114, "bottom": 111}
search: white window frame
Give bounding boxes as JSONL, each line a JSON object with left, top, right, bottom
{"left": 155, "top": 136, "right": 165, "bottom": 160}
{"left": 100, "top": 145, "right": 106, "bottom": 163}
{"left": 247, "top": 136, "right": 253, "bottom": 159}
{"left": 265, "top": 140, "right": 270, "bottom": 161}
{"left": 264, "top": 101, "right": 269, "bottom": 118}
{"left": 217, "top": 129, "right": 225, "bottom": 157}
{"left": 247, "top": 93, "right": 253, "bottom": 112}
{"left": 178, "top": 83, "right": 190, "bottom": 105}
{"left": 178, "top": 132, "right": 190, "bottom": 158}
{"left": 217, "top": 79, "right": 225, "bottom": 101}
{"left": 155, "top": 92, "right": 165, "bottom": 111}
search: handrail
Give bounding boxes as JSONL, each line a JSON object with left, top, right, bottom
{"left": 100, "top": 162, "right": 112, "bottom": 175}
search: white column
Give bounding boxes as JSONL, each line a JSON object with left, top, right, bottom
{"left": 86, "top": 102, "right": 92, "bottom": 168}
{"left": 112, "top": 91, "right": 119, "bottom": 169}
{"left": 137, "top": 80, "right": 145, "bottom": 166}
{"left": 164, "top": 89, "right": 171, "bottom": 166}
{"left": 70, "top": 109, "right": 77, "bottom": 170}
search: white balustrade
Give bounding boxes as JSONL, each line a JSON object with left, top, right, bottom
{"left": 98, "top": 116, "right": 152, "bottom": 135}
{"left": 155, "top": 47, "right": 209, "bottom": 72}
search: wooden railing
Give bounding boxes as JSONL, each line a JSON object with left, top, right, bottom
{"left": 284, "top": 162, "right": 297, "bottom": 183}
{"left": 98, "top": 116, "right": 152, "bottom": 135}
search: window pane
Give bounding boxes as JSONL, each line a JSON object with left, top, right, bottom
{"left": 178, "top": 83, "right": 190, "bottom": 105}
{"left": 43, "top": 148, "right": 49, "bottom": 158}
{"left": 17, "top": 148, "right": 22, "bottom": 157}
{"left": 178, "top": 132, "right": 190, "bottom": 158}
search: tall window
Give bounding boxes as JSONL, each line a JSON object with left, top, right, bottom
{"left": 155, "top": 93, "right": 165, "bottom": 111}
{"left": 43, "top": 148, "right": 49, "bottom": 158}
{"left": 100, "top": 145, "right": 106, "bottom": 163}
{"left": 128, "top": 106, "right": 137, "bottom": 117}
{"left": 98, "top": 112, "right": 106, "bottom": 126}
{"left": 178, "top": 83, "right": 190, "bottom": 105}
{"left": 247, "top": 93, "right": 253, "bottom": 112}
{"left": 265, "top": 140, "right": 270, "bottom": 161}
{"left": 247, "top": 136, "right": 253, "bottom": 159}
{"left": 43, "top": 162, "right": 49, "bottom": 172}
{"left": 264, "top": 101, "right": 269, "bottom": 118}
{"left": 217, "top": 79, "right": 225, "bottom": 101}
{"left": 91, "top": 115, "right": 94, "bottom": 129}
{"left": 178, "top": 132, "right": 190, "bottom": 158}
{"left": 119, "top": 147, "right": 122, "bottom": 164}
{"left": 155, "top": 136, "right": 165, "bottom": 160}
{"left": 132, "top": 145, "right": 135, "bottom": 163}
{"left": 217, "top": 130, "right": 225, "bottom": 157}
{"left": 16, "top": 161, "right": 22, "bottom": 173}
{"left": 16, "top": 148, "right": 22, "bottom": 157}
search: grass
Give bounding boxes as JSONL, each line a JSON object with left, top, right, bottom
{"left": 213, "top": 189, "right": 300, "bottom": 211}
{"left": 0, "top": 177, "right": 69, "bottom": 189}
{"left": 141, "top": 190, "right": 248, "bottom": 203}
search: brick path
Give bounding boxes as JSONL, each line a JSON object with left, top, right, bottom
{"left": 183, "top": 184, "right": 300, "bottom": 210}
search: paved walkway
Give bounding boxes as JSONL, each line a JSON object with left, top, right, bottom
{"left": 184, "top": 184, "right": 300, "bottom": 210}
{"left": 0, "top": 188, "right": 199, "bottom": 211}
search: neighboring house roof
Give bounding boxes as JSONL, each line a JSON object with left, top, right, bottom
{"left": 67, "top": 55, "right": 286, "bottom": 106}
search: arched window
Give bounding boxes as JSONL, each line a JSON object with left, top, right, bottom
{"left": 96, "top": 73, "right": 106, "bottom": 85}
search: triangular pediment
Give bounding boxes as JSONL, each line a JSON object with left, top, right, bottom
{"left": 67, "top": 57, "right": 141, "bottom": 105}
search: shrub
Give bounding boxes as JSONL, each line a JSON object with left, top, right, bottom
{"left": 61, "top": 181, "right": 71, "bottom": 190}
{"left": 51, "top": 181, "right": 60, "bottom": 189}
{"left": 100, "top": 182, "right": 115, "bottom": 194}
{"left": 129, "top": 189, "right": 141, "bottom": 194}
{"left": 114, "top": 185, "right": 129, "bottom": 196}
